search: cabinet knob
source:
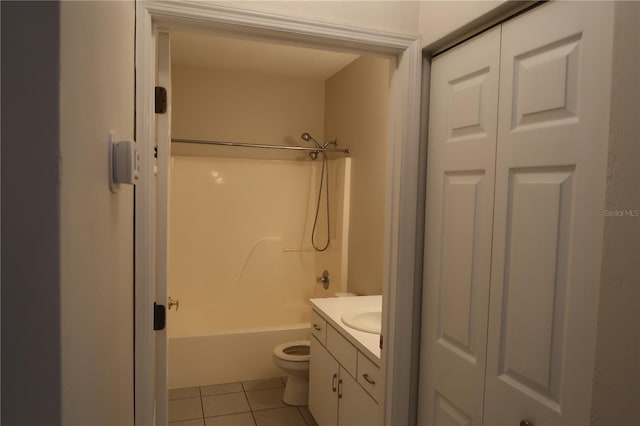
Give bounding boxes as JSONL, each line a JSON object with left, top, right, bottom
{"left": 313, "top": 324, "right": 322, "bottom": 331}
{"left": 520, "top": 420, "right": 532, "bottom": 426}
{"left": 331, "top": 373, "right": 337, "bottom": 392}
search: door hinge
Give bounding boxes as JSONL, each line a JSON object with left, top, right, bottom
{"left": 155, "top": 86, "right": 167, "bottom": 114}
{"left": 153, "top": 302, "right": 166, "bottom": 331}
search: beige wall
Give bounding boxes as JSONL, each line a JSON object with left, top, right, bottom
{"left": 172, "top": 65, "right": 325, "bottom": 149}
{"left": 325, "top": 56, "right": 390, "bottom": 296}
{"left": 218, "top": 1, "right": 420, "bottom": 35}
{"left": 419, "top": 0, "right": 506, "bottom": 47}
{"left": 59, "top": 1, "right": 134, "bottom": 425}
{"left": 591, "top": 2, "right": 640, "bottom": 425}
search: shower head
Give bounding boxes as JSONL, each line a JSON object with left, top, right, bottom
{"left": 300, "top": 132, "right": 322, "bottom": 148}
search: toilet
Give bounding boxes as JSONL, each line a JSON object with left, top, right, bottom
{"left": 272, "top": 340, "right": 311, "bottom": 406}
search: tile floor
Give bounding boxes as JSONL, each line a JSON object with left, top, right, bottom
{"left": 169, "top": 377, "right": 318, "bottom": 426}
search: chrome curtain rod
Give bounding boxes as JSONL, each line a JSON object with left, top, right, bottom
{"left": 171, "top": 138, "right": 350, "bottom": 154}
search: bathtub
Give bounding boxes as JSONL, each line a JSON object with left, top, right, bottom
{"left": 168, "top": 307, "right": 312, "bottom": 389}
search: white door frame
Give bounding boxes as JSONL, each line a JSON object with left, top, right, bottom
{"left": 134, "top": 2, "right": 422, "bottom": 425}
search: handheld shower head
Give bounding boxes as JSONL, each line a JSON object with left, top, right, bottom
{"left": 300, "top": 132, "right": 322, "bottom": 148}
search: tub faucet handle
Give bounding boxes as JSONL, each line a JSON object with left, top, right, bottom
{"left": 168, "top": 296, "right": 179, "bottom": 311}
{"left": 317, "top": 270, "right": 330, "bottom": 289}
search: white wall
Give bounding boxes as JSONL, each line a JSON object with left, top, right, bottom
{"left": 591, "top": 2, "right": 640, "bottom": 425}
{"left": 59, "top": 1, "right": 134, "bottom": 425}
{"left": 325, "top": 55, "right": 390, "bottom": 296}
{"left": 1, "top": 2, "right": 62, "bottom": 424}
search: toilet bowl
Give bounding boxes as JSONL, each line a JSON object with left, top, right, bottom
{"left": 272, "top": 340, "right": 311, "bottom": 406}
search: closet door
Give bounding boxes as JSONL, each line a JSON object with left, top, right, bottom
{"left": 418, "top": 27, "right": 501, "bottom": 426}
{"left": 484, "top": 2, "right": 614, "bottom": 425}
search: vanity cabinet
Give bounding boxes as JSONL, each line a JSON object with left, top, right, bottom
{"left": 309, "top": 316, "right": 381, "bottom": 426}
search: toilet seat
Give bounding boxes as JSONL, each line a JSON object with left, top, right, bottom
{"left": 273, "top": 340, "right": 310, "bottom": 362}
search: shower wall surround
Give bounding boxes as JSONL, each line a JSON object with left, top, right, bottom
{"left": 168, "top": 155, "right": 351, "bottom": 335}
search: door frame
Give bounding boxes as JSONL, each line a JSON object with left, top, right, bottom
{"left": 134, "top": 1, "right": 422, "bottom": 425}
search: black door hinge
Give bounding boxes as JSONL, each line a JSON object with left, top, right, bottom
{"left": 153, "top": 302, "right": 166, "bottom": 330}
{"left": 155, "top": 87, "right": 167, "bottom": 114}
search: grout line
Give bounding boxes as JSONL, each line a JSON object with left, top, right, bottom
{"left": 245, "top": 389, "right": 259, "bottom": 426}
{"left": 199, "top": 386, "right": 205, "bottom": 421}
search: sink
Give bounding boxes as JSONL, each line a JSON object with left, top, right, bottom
{"left": 341, "top": 309, "right": 382, "bottom": 334}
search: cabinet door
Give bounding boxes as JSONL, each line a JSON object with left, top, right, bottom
{"left": 338, "top": 368, "right": 380, "bottom": 426}
{"left": 418, "top": 27, "right": 501, "bottom": 425}
{"left": 484, "top": 2, "right": 614, "bottom": 425}
{"left": 309, "top": 336, "right": 339, "bottom": 426}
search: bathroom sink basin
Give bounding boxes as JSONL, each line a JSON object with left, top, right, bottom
{"left": 341, "top": 310, "right": 382, "bottom": 334}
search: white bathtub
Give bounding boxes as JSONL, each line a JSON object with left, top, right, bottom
{"left": 168, "top": 311, "right": 311, "bottom": 389}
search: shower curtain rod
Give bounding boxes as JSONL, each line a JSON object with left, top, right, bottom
{"left": 171, "top": 138, "right": 350, "bottom": 154}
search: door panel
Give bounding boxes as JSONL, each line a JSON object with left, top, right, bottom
{"left": 498, "top": 167, "right": 574, "bottom": 406}
{"left": 484, "top": 2, "right": 614, "bottom": 424}
{"left": 418, "top": 27, "right": 501, "bottom": 426}
{"left": 338, "top": 369, "right": 380, "bottom": 426}
{"left": 309, "top": 337, "right": 339, "bottom": 426}
{"left": 433, "top": 393, "right": 472, "bottom": 426}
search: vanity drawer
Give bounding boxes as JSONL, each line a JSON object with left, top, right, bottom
{"left": 326, "top": 325, "right": 357, "bottom": 376}
{"left": 357, "top": 352, "right": 381, "bottom": 401}
{"left": 310, "top": 310, "right": 327, "bottom": 345}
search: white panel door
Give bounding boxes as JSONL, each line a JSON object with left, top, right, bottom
{"left": 418, "top": 27, "right": 501, "bottom": 426}
{"left": 484, "top": 2, "right": 614, "bottom": 425}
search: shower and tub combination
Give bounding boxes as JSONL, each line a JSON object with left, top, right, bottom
{"left": 167, "top": 133, "right": 351, "bottom": 394}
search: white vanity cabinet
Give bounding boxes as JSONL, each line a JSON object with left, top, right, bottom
{"left": 308, "top": 311, "right": 381, "bottom": 426}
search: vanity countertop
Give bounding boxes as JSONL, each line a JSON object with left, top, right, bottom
{"left": 309, "top": 295, "right": 382, "bottom": 363}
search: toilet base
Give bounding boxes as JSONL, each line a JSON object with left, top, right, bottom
{"left": 282, "top": 373, "right": 309, "bottom": 406}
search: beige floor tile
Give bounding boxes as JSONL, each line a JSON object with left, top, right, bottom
{"left": 202, "top": 392, "right": 250, "bottom": 417}
{"left": 169, "top": 386, "right": 201, "bottom": 400}
{"left": 298, "top": 406, "right": 318, "bottom": 426}
{"left": 169, "top": 419, "right": 205, "bottom": 426}
{"left": 253, "top": 407, "right": 306, "bottom": 426}
{"left": 205, "top": 412, "right": 256, "bottom": 426}
{"left": 246, "top": 388, "right": 287, "bottom": 411}
{"left": 242, "top": 378, "right": 285, "bottom": 392}
{"left": 169, "top": 397, "right": 203, "bottom": 423}
{"left": 201, "top": 382, "right": 243, "bottom": 396}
